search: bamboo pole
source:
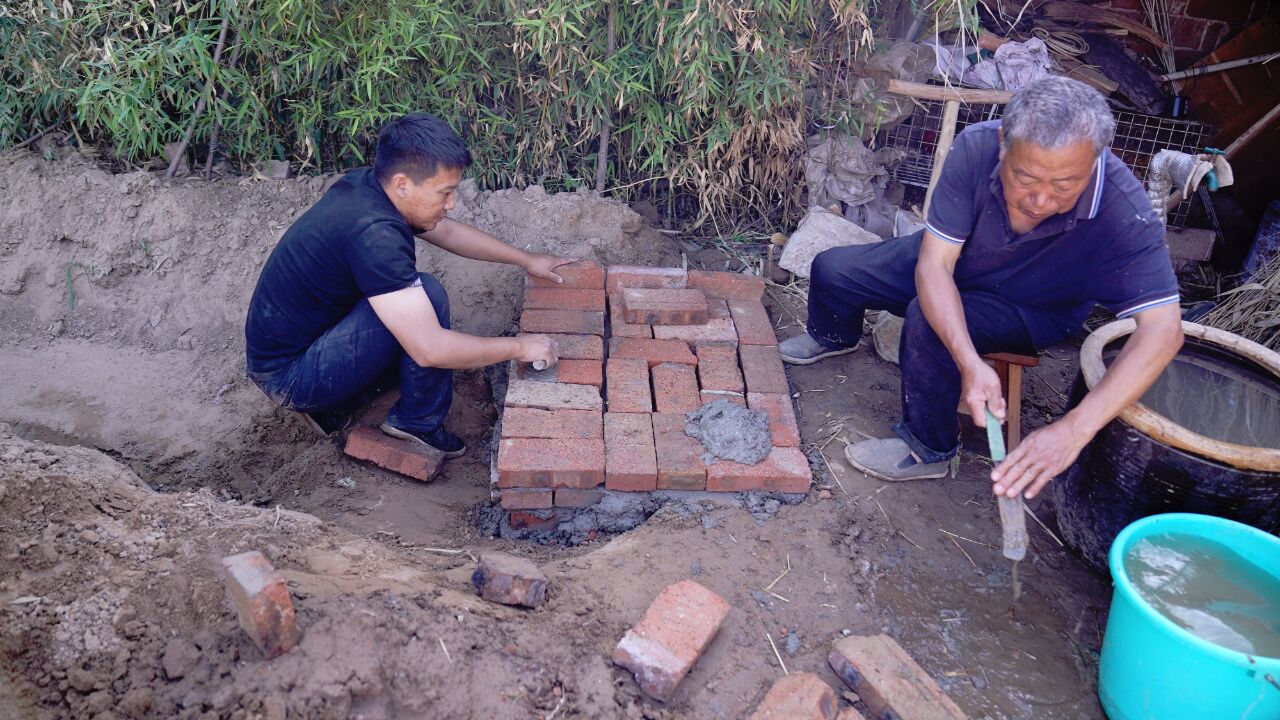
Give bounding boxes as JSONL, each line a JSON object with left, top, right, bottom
{"left": 167, "top": 12, "right": 232, "bottom": 179}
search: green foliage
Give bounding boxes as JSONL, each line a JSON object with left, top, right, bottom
{"left": 2, "top": 0, "right": 879, "bottom": 224}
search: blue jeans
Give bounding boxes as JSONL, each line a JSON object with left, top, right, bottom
{"left": 807, "top": 234, "right": 1070, "bottom": 463}
{"left": 249, "top": 272, "right": 454, "bottom": 433}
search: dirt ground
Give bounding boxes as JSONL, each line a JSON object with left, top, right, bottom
{"left": 0, "top": 147, "right": 1111, "bottom": 719}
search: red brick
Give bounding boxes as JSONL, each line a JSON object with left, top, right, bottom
{"left": 828, "top": 635, "right": 968, "bottom": 720}
{"left": 608, "top": 337, "right": 698, "bottom": 367}
{"left": 728, "top": 299, "right": 778, "bottom": 345}
{"left": 739, "top": 345, "right": 789, "bottom": 394}
{"left": 606, "top": 265, "right": 688, "bottom": 294}
{"left": 652, "top": 413, "right": 706, "bottom": 490}
{"left": 514, "top": 358, "right": 602, "bottom": 387}
{"left": 500, "top": 408, "right": 602, "bottom": 440}
{"left": 555, "top": 487, "right": 604, "bottom": 507}
{"left": 621, "top": 288, "right": 709, "bottom": 326}
{"left": 706, "top": 298, "right": 732, "bottom": 319}
{"left": 499, "top": 488, "right": 554, "bottom": 509}
{"left": 689, "top": 270, "right": 765, "bottom": 300}
{"left": 344, "top": 426, "right": 443, "bottom": 482}
{"left": 528, "top": 260, "right": 605, "bottom": 289}
{"left": 505, "top": 379, "right": 602, "bottom": 411}
{"left": 221, "top": 551, "right": 301, "bottom": 659}
{"left": 519, "top": 309, "right": 605, "bottom": 336}
{"left": 472, "top": 551, "right": 548, "bottom": 608}
{"left": 748, "top": 392, "right": 801, "bottom": 447}
{"left": 496, "top": 438, "right": 605, "bottom": 488}
{"left": 605, "top": 412, "right": 658, "bottom": 491}
{"left": 522, "top": 287, "right": 606, "bottom": 312}
{"left": 606, "top": 358, "right": 652, "bottom": 413}
{"left": 705, "top": 446, "right": 811, "bottom": 493}
{"left": 608, "top": 293, "right": 653, "bottom": 338}
{"left": 749, "top": 672, "right": 838, "bottom": 720}
{"left": 695, "top": 343, "right": 745, "bottom": 394}
{"left": 652, "top": 362, "right": 702, "bottom": 413}
{"left": 518, "top": 333, "right": 604, "bottom": 360}
{"left": 702, "top": 390, "right": 745, "bottom": 406}
{"left": 507, "top": 509, "right": 560, "bottom": 531}
{"left": 653, "top": 318, "right": 739, "bottom": 346}
{"left": 613, "top": 580, "right": 730, "bottom": 702}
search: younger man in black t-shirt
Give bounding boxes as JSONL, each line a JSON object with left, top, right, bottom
{"left": 245, "top": 113, "right": 566, "bottom": 457}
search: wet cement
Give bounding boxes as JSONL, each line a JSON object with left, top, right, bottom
{"left": 684, "top": 399, "right": 772, "bottom": 465}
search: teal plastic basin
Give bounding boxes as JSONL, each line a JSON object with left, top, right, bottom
{"left": 1100, "top": 513, "right": 1280, "bottom": 719}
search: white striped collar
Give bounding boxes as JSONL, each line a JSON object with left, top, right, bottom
{"left": 1078, "top": 153, "right": 1106, "bottom": 220}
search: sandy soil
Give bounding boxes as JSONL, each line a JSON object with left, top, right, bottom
{"left": 0, "top": 148, "right": 1111, "bottom": 718}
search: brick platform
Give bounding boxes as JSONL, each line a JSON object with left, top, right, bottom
{"left": 494, "top": 261, "right": 811, "bottom": 511}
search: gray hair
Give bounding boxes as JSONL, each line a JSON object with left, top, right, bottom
{"left": 1001, "top": 76, "right": 1116, "bottom": 155}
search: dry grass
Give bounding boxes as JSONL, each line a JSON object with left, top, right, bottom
{"left": 1201, "top": 256, "right": 1280, "bottom": 352}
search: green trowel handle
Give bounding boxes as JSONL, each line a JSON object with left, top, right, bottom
{"left": 986, "top": 406, "right": 1028, "bottom": 561}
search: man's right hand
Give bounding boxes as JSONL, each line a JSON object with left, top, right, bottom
{"left": 962, "top": 358, "right": 1005, "bottom": 427}
{"left": 515, "top": 334, "right": 559, "bottom": 367}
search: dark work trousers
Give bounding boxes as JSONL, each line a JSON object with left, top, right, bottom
{"left": 807, "top": 233, "right": 1066, "bottom": 463}
{"left": 251, "top": 272, "right": 454, "bottom": 434}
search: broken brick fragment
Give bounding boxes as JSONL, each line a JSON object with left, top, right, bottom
{"left": 507, "top": 509, "right": 561, "bottom": 532}
{"left": 221, "top": 551, "right": 301, "bottom": 659}
{"left": 705, "top": 446, "right": 811, "bottom": 493}
{"left": 652, "top": 413, "right": 706, "bottom": 490}
{"left": 621, "top": 288, "right": 709, "bottom": 326}
{"left": 749, "top": 672, "right": 838, "bottom": 720}
{"left": 748, "top": 392, "right": 801, "bottom": 447}
{"left": 612, "top": 580, "right": 730, "bottom": 702}
{"left": 606, "top": 358, "right": 653, "bottom": 413}
{"left": 518, "top": 309, "right": 605, "bottom": 336}
{"left": 728, "top": 298, "right": 778, "bottom": 345}
{"left": 343, "top": 426, "right": 443, "bottom": 482}
{"left": 528, "top": 260, "right": 605, "bottom": 289}
{"left": 689, "top": 270, "right": 765, "bottom": 300}
{"left": 827, "top": 635, "right": 968, "bottom": 720}
{"left": 606, "top": 265, "right": 687, "bottom": 294}
{"left": 652, "top": 362, "right": 702, "bottom": 413}
{"left": 472, "top": 551, "right": 548, "bottom": 608}
{"left": 496, "top": 438, "right": 605, "bottom": 489}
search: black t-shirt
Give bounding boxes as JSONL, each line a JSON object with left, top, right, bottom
{"left": 245, "top": 168, "right": 419, "bottom": 375}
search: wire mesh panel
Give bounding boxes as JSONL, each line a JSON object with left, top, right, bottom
{"left": 876, "top": 98, "right": 1213, "bottom": 228}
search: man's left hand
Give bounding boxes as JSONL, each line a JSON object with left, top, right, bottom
{"left": 991, "top": 419, "right": 1090, "bottom": 499}
{"left": 524, "top": 253, "right": 576, "bottom": 284}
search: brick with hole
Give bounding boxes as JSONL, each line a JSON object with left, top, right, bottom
{"left": 608, "top": 337, "right": 697, "bottom": 368}
{"left": 606, "top": 265, "right": 687, "bottom": 294}
{"left": 827, "top": 634, "right": 968, "bottom": 720}
{"left": 522, "top": 287, "right": 606, "bottom": 312}
{"left": 518, "top": 309, "right": 605, "bottom": 336}
{"left": 344, "top": 426, "right": 443, "bottom": 482}
{"left": 606, "top": 358, "right": 653, "bottom": 413}
{"left": 612, "top": 580, "right": 730, "bottom": 702}
{"left": 652, "top": 362, "right": 701, "bottom": 413}
{"left": 695, "top": 343, "right": 745, "bottom": 394}
{"left": 621, "top": 288, "right": 709, "bottom": 326}
{"left": 517, "top": 333, "right": 604, "bottom": 361}
{"left": 608, "top": 293, "right": 653, "bottom": 338}
{"left": 748, "top": 392, "right": 801, "bottom": 447}
{"left": 496, "top": 438, "right": 605, "bottom": 488}
{"left": 689, "top": 269, "right": 765, "bottom": 300}
{"left": 472, "top": 551, "right": 547, "bottom": 608}
{"left": 728, "top": 299, "right": 778, "bottom": 345}
{"left": 652, "top": 413, "right": 706, "bottom": 490}
{"left": 749, "top": 672, "right": 838, "bottom": 720}
{"left": 505, "top": 379, "right": 602, "bottom": 412}
{"left": 527, "top": 259, "right": 605, "bottom": 289}
{"left": 705, "top": 446, "right": 811, "bottom": 493}
{"left": 605, "top": 412, "right": 658, "bottom": 491}
{"left": 739, "top": 345, "right": 789, "bottom": 395}
{"left": 653, "top": 318, "right": 738, "bottom": 346}
{"left": 221, "top": 551, "right": 301, "bottom": 659}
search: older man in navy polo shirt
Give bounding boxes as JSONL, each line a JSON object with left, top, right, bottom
{"left": 779, "top": 76, "right": 1183, "bottom": 500}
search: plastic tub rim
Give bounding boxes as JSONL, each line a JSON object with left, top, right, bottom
{"left": 1080, "top": 319, "right": 1280, "bottom": 472}
{"left": 1108, "top": 511, "right": 1280, "bottom": 664}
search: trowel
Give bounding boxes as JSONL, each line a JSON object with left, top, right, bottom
{"left": 985, "top": 406, "right": 1028, "bottom": 601}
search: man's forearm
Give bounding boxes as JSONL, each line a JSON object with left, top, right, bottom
{"left": 420, "top": 218, "right": 530, "bottom": 267}
{"left": 916, "top": 263, "right": 982, "bottom": 371}
{"left": 405, "top": 329, "right": 522, "bottom": 370}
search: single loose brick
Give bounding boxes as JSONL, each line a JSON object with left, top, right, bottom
{"left": 705, "top": 446, "right": 811, "bottom": 493}
{"left": 517, "top": 333, "right": 604, "bottom": 360}
{"left": 706, "top": 298, "right": 732, "bottom": 319}
{"left": 653, "top": 318, "right": 739, "bottom": 346}
{"left": 519, "top": 309, "right": 605, "bottom": 336}
{"left": 514, "top": 359, "right": 602, "bottom": 388}
{"left": 748, "top": 392, "right": 801, "bottom": 447}
{"left": 528, "top": 260, "right": 605, "bottom": 289}
{"left": 221, "top": 551, "right": 301, "bottom": 659}
{"left": 828, "top": 635, "right": 968, "bottom": 720}
{"left": 605, "top": 412, "right": 658, "bottom": 491}
{"left": 695, "top": 343, "right": 745, "bottom": 394}
{"left": 609, "top": 337, "right": 697, "bottom": 368}
{"left": 522, "top": 287, "right": 606, "bottom": 312}
{"left": 555, "top": 487, "right": 604, "bottom": 507}
{"left": 608, "top": 293, "right": 653, "bottom": 338}
{"left": 500, "top": 488, "right": 554, "bottom": 509}
{"left": 612, "top": 580, "right": 730, "bottom": 702}
{"left": 472, "top": 551, "right": 548, "bottom": 608}
{"left": 606, "top": 358, "right": 652, "bottom": 413}
{"left": 507, "top": 509, "right": 560, "bottom": 532}
{"left": 652, "top": 363, "right": 702, "bottom": 413}
{"left": 701, "top": 390, "right": 745, "bottom": 406}
{"left": 652, "top": 413, "right": 706, "bottom": 490}
{"left": 728, "top": 299, "right": 778, "bottom": 345}
{"left": 344, "top": 426, "right": 443, "bottom": 482}
{"left": 689, "top": 270, "right": 765, "bottom": 300}
{"left": 606, "top": 265, "right": 687, "bottom": 294}
{"left": 496, "top": 438, "right": 605, "bottom": 488}
{"left": 749, "top": 672, "right": 838, "bottom": 720}
{"left": 500, "top": 408, "right": 602, "bottom": 440}
{"left": 505, "top": 379, "right": 602, "bottom": 412}
{"left": 739, "top": 345, "right": 790, "bottom": 395}
{"left": 621, "top": 288, "right": 709, "bottom": 326}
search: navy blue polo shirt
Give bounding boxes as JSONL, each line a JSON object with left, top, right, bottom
{"left": 924, "top": 120, "right": 1179, "bottom": 347}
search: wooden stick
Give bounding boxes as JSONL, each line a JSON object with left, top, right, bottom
{"left": 594, "top": 0, "right": 617, "bottom": 192}
{"left": 167, "top": 12, "right": 232, "bottom": 179}
{"left": 923, "top": 99, "right": 960, "bottom": 217}
{"left": 887, "top": 79, "right": 1013, "bottom": 104}
{"left": 1225, "top": 102, "right": 1280, "bottom": 160}
{"left": 1159, "top": 51, "right": 1279, "bottom": 82}
{"left": 766, "top": 633, "right": 789, "bottom": 675}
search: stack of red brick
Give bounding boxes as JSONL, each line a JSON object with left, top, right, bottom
{"left": 496, "top": 260, "right": 811, "bottom": 510}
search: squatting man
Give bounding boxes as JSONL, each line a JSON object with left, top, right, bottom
{"left": 779, "top": 76, "right": 1184, "bottom": 499}
{"left": 245, "top": 113, "right": 567, "bottom": 456}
